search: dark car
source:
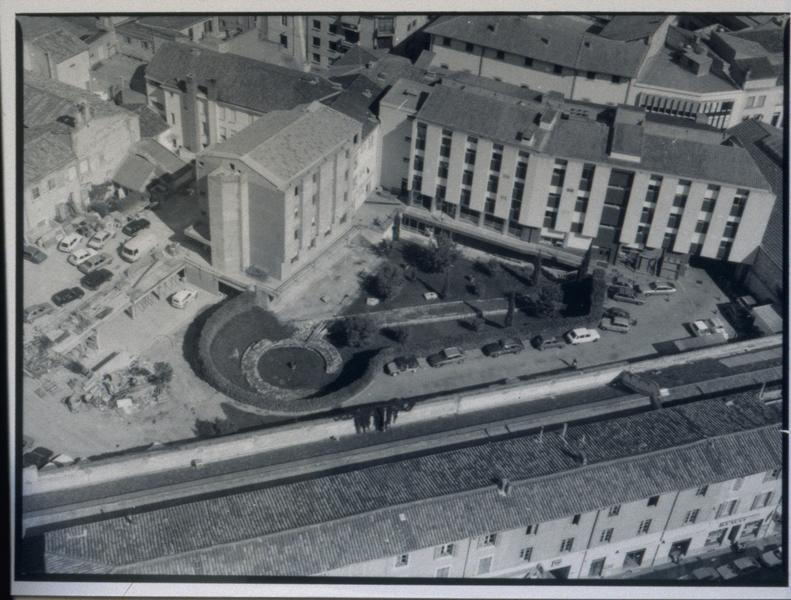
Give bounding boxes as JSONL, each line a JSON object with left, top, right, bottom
{"left": 23, "top": 244, "right": 48, "bottom": 264}
{"left": 22, "top": 446, "right": 53, "bottom": 469}
{"left": 80, "top": 268, "right": 113, "bottom": 291}
{"left": 385, "top": 355, "right": 421, "bottom": 376}
{"left": 426, "top": 346, "right": 465, "bottom": 368}
{"left": 482, "top": 337, "right": 525, "bottom": 357}
{"left": 603, "top": 306, "right": 635, "bottom": 322}
{"left": 532, "top": 335, "right": 564, "bottom": 351}
{"left": 122, "top": 218, "right": 151, "bottom": 236}
{"left": 52, "top": 286, "right": 85, "bottom": 306}
{"left": 74, "top": 220, "right": 96, "bottom": 238}
{"left": 24, "top": 302, "right": 55, "bottom": 323}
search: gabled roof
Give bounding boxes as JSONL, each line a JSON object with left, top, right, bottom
{"left": 323, "top": 74, "right": 383, "bottom": 138}
{"left": 115, "top": 20, "right": 186, "bottom": 42}
{"left": 136, "top": 16, "right": 213, "bottom": 32}
{"left": 25, "top": 28, "right": 88, "bottom": 63}
{"left": 721, "top": 27, "right": 785, "bottom": 56}
{"left": 146, "top": 42, "right": 339, "bottom": 115}
{"left": 23, "top": 125, "right": 76, "bottom": 186}
{"left": 124, "top": 104, "right": 169, "bottom": 139}
{"left": 425, "top": 15, "right": 650, "bottom": 78}
{"left": 597, "top": 15, "right": 667, "bottom": 41}
{"left": 42, "top": 392, "right": 781, "bottom": 575}
{"left": 113, "top": 153, "right": 157, "bottom": 192}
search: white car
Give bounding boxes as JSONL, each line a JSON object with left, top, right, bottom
{"left": 88, "top": 229, "right": 115, "bottom": 250}
{"left": 67, "top": 247, "right": 97, "bottom": 266}
{"left": 690, "top": 320, "right": 711, "bottom": 337}
{"left": 565, "top": 328, "right": 601, "bottom": 344}
{"left": 170, "top": 289, "right": 197, "bottom": 309}
{"left": 643, "top": 281, "right": 677, "bottom": 295}
{"left": 57, "top": 233, "right": 83, "bottom": 252}
{"left": 705, "top": 317, "right": 729, "bottom": 338}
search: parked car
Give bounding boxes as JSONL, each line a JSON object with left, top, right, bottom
{"left": 608, "top": 287, "right": 646, "bottom": 305}
{"left": 599, "top": 315, "right": 632, "bottom": 334}
{"left": 385, "top": 355, "right": 421, "bottom": 376}
{"left": 24, "top": 302, "right": 55, "bottom": 323}
{"left": 23, "top": 244, "right": 48, "bottom": 264}
{"left": 690, "top": 320, "right": 711, "bottom": 337}
{"left": 641, "top": 281, "right": 677, "bottom": 295}
{"left": 735, "top": 294, "right": 758, "bottom": 314}
{"left": 720, "top": 557, "right": 762, "bottom": 580}
{"left": 68, "top": 247, "right": 97, "bottom": 267}
{"left": 87, "top": 229, "right": 115, "bottom": 250}
{"left": 74, "top": 220, "right": 96, "bottom": 238}
{"left": 704, "top": 317, "right": 729, "bottom": 338}
{"left": 22, "top": 446, "right": 54, "bottom": 469}
{"left": 426, "top": 346, "right": 465, "bottom": 367}
{"left": 565, "top": 327, "right": 601, "bottom": 344}
{"left": 77, "top": 252, "right": 112, "bottom": 274}
{"left": 57, "top": 233, "right": 83, "bottom": 252}
{"left": 532, "top": 335, "right": 564, "bottom": 351}
{"left": 52, "top": 287, "right": 85, "bottom": 306}
{"left": 691, "top": 567, "right": 721, "bottom": 581}
{"left": 170, "top": 288, "right": 198, "bottom": 309}
{"left": 760, "top": 549, "right": 782, "bottom": 568}
{"left": 482, "top": 337, "right": 525, "bottom": 357}
{"left": 603, "top": 306, "right": 634, "bottom": 322}
{"left": 122, "top": 218, "right": 151, "bottom": 236}
{"left": 80, "top": 268, "right": 113, "bottom": 291}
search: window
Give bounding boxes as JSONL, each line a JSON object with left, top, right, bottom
{"left": 465, "top": 42, "right": 474, "bottom": 53}
{"left": 695, "top": 221, "right": 709, "bottom": 234}
{"left": 574, "top": 197, "right": 589, "bottom": 213}
{"left": 313, "top": 36, "right": 321, "bottom": 47}
{"left": 467, "top": 135, "right": 478, "bottom": 145}
{"left": 741, "top": 520, "right": 763, "bottom": 539}
{"left": 715, "top": 499, "right": 739, "bottom": 519}
{"left": 646, "top": 175, "right": 662, "bottom": 203}
{"left": 487, "top": 175, "right": 499, "bottom": 194}
{"left": 551, "top": 159, "right": 567, "bottom": 187}
{"left": 579, "top": 164, "right": 595, "bottom": 191}
{"left": 586, "top": 71, "right": 595, "bottom": 80}
{"left": 751, "top": 492, "right": 774, "bottom": 510}
{"left": 437, "top": 162, "right": 449, "bottom": 179}
{"left": 683, "top": 509, "right": 699, "bottom": 525}
{"left": 344, "top": 169, "right": 349, "bottom": 181}
{"left": 281, "top": 16, "right": 288, "bottom": 26}
{"left": 440, "top": 136, "right": 451, "bottom": 158}
{"left": 31, "top": 187, "right": 40, "bottom": 199}
{"left": 640, "top": 207, "right": 654, "bottom": 224}
{"left": 696, "top": 485, "right": 708, "bottom": 497}
{"left": 339, "top": 212, "right": 348, "bottom": 224}
{"left": 464, "top": 149, "right": 476, "bottom": 165}
{"left": 436, "top": 185, "right": 446, "bottom": 201}
{"left": 559, "top": 537, "right": 574, "bottom": 553}
{"left": 764, "top": 468, "right": 781, "bottom": 482}
{"left": 553, "top": 64, "right": 562, "bottom": 75}
{"left": 312, "top": 19, "right": 321, "bottom": 29}
{"left": 716, "top": 240, "right": 732, "bottom": 260}
{"left": 543, "top": 211, "right": 557, "bottom": 229}
{"left": 395, "top": 554, "right": 409, "bottom": 567}
{"left": 667, "top": 213, "right": 681, "bottom": 229}
{"left": 442, "top": 36, "right": 451, "bottom": 47}
{"left": 705, "top": 528, "right": 727, "bottom": 547}
{"left": 608, "top": 505, "right": 621, "bottom": 517}
{"left": 570, "top": 222, "right": 583, "bottom": 234}
{"left": 312, "top": 193, "right": 318, "bottom": 205}
{"left": 519, "top": 547, "right": 533, "bottom": 561}
{"left": 280, "top": 34, "right": 288, "bottom": 48}
{"left": 484, "top": 197, "right": 496, "bottom": 214}
{"left": 515, "top": 160, "right": 528, "bottom": 180}
{"left": 723, "top": 222, "right": 738, "bottom": 239}
{"left": 496, "top": 50, "right": 505, "bottom": 60}
{"left": 462, "top": 170, "right": 474, "bottom": 186}
{"left": 460, "top": 189, "right": 471, "bottom": 207}
{"left": 600, "top": 528, "right": 614, "bottom": 543}
{"left": 312, "top": 53, "right": 321, "bottom": 63}
{"left": 612, "top": 75, "right": 622, "bottom": 84}
{"left": 477, "top": 557, "right": 492, "bottom": 575}
{"left": 294, "top": 186, "right": 299, "bottom": 196}
{"left": 572, "top": 514, "right": 581, "bottom": 525}
{"left": 589, "top": 558, "right": 606, "bottom": 577}
{"left": 689, "top": 242, "right": 703, "bottom": 256}
{"left": 170, "top": 112, "right": 176, "bottom": 124}
{"left": 490, "top": 145, "right": 503, "bottom": 171}
{"left": 637, "top": 519, "right": 652, "bottom": 535}
{"left": 480, "top": 533, "right": 497, "bottom": 547}
{"left": 524, "top": 57, "right": 533, "bottom": 67}
{"left": 647, "top": 496, "right": 659, "bottom": 507}
{"left": 623, "top": 549, "right": 645, "bottom": 568}
{"left": 525, "top": 524, "right": 538, "bottom": 535}
{"left": 435, "top": 566, "right": 450, "bottom": 578}
{"left": 436, "top": 543, "right": 455, "bottom": 558}
{"left": 731, "top": 190, "right": 748, "bottom": 217}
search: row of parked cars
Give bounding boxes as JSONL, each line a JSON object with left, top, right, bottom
{"left": 690, "top": 548, "right": 782, "bottom": 581}
{"left": 608, "top": 280, "right": 676, "bottom": 305}
{"left": 384, "top": 324, "right": 612, "bottom": 376}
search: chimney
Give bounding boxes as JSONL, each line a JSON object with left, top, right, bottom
{"left": 75, "top": 101, "right": 92, "bottom": 128}
{"left": 206, "top": 77, "right": 218, "bottom": 102}
{"left": 99, "top": 16, "right": 115, "bottom": 32}
{"left": 496, "top": 478, "right": 512, "bottom": 497}
{"left": 43, "top": 51, "right": 57, "bottom": 79}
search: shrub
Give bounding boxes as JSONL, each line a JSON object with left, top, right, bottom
{"left": 420, "top": 233, "right": 459, "bottom": 273}
{"left": 341, "top": 316, "right": 376, "bottom": 348}
{"left": 534, "top": 285, "right": 563, "bottom": 318}
{"left": 369, "top": 263, "right": 402, "bottom": 299}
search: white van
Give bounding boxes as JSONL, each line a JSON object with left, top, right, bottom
{"left": 120, "top": 230, "right": 158, "bottom": 262}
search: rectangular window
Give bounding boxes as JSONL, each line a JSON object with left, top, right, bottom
{"left": 647, "top": 496, "right": 659, "bottom": 507}
{"left": 395, "top": 554, "right": 409, "bottom": 567}
{"left": 623, "top": 549, "right": 645, "bottom": 568}
{"left": 600, "top": 528, "right": 613, "bottom": 543}
{"left": 460, "top": 189, "right": 471, "bottom": 207}
{"left": 313, "top": 36, "right": 321, "bottom": 47}
{"left": 312, "top": 53, "right": 321, "bottom": 63}
{"left": 524, "top": 57, "right": 533, "bottom": 67}
{"left": 170, "top": 112, "right": 176, "bottom": 124}
{"left": 667, "top": 213, "right": 681, "bottom": 229}
{"left": 484, "top": 197, "right": 496, "bottom": 214}
{"left": 612, "top": 75, "right": 622, "bottom": 84}
{"left": 413, "top": 156, "right": 424, "bottom": 172}
{"left": 683, "top": 509, "right": 699, "bottom": 525}
{"left": 751, "top": 491, "right": 774, "bottom": 510}
{"left": 723, "top": 222, "right": 738, "bottom": 238}
{"left": 465, "top": 42, "right": 474, "bottom": 53}
{"left": 496, "top": 50, "right": 505, "bottom": 60}
{"left": 715, "top": 499, "right": 739, "bottom": 519}
{"left": 764, "top": 468, "right": 781, "bottom": 482}
{"left": 313, "top": 19, "right": 321, "bottom": 29}
{"left": 464, "top": 149, "right": 476, "bottom": 165}
{"left": 490, "top": 145, "right": 503, "bottom": 171}
{"left": 480, "top": 533, "right": 497, "bottom": 547}
{"left": 442, "top": 36, "right": 451, "bottom": 47}
{"left": 436, "top": 566, "right": 450, "bottom": 578}
{"left": 731, "top": 190, "right": 748, "bottom": 217}
{"left": 440, "top": 137, "right": 451, "bottom": 158}
{"left": 705, "top": 528, "right": 727, "bottom": 546}
{"left": 559, "top": 537, "right": 574, "bottom": 553}
{"left": 572, "top": 514, "right": 581, "bottom": 525}
{"left": 589, "top": 558, "right": 606, "bottom": 577}
{"left": 579, "top": 164, "right": 595, "bottom": 191}
{"left": 436, "top": 185, "right": 447, "bottom": 201}
{"left": 515, "top": 161, "right": 528, "bottom": 180}
{"left": 525, "top": 524, "right": 538, "bottom": 535}
{"left": 281, "top": 16, "right": 288, "bottom": 26}
{"left": 551, "top": 159, "right": 567, "bottom": 187}
{"left": 640, "top": 207, "right": 654, "bottom": 224}
{"left": 477, "top": 556, "right": 492, "bottom": 575}
{"left": 553, "top": 64, "right": 563, "bottom": 75}
{"left": 716, "top": 240, "right": 732, "bottom": 260}
{"left": 437, "top": 162, "right": 449, "bottom": 179}
{"left": 280, "top": 34, "right": 288, "bottom": 48}
{"left": 608, "top": 505, "right": 621, "bottom": 517}
{"left": 543, "top": 211, "right": 557, "bottom": 229}
{"left": 701, "top": 198, "right": 716, "bottom": 212}
{"left": 462, "top": 170, "right": 474, "bottom": 186}
{"left": 436, "top": 543, "right": 455, "bottom": 558}
{"left": 547, "top": 193, "right": 561, "bottom": 209}
{"left": 646, "top": 175, "right": 662, "bottom": 203}
{"left": 586, "top": 71, "right": 596, "bottom": 80}
{"left": 519, "top": 547, "right": 533, "bottom": 561}
{"left": 695, "top": 221, "right": 709, "bottom": 234}
{"left": 570, "top": 222, "right": 583, "bottom": 234}
{"left": 487, "top": 175, "right": 499, "bottom": 194}
{"left": 741, "top": 520, "right": 763, "bottom": 539}
{"left": 294, "top": 229, "right": 299, "bottom": 240}
{"left": 32, "top": 187, "right": 40, "bottom": 199}
{"left": 637, "top": 519, "right": 652, "bottom": 535}
{"left": 574, "top": 197, "right": 589, "bottom": 213}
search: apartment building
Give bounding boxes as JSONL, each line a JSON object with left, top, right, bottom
{"left": 34, "top": 391, "right": 782, "bottom": 578}
{"left": 24, "top": 73, "right": 140, "bottom": 202}
{"left": 144, "top": 42, "right": 339, "bottom": 157}
{"left": 425, "top": 15, "right": 672, "bottom": 106}
{"left": 265, "top": 15, "right": 429, "bottom": 71}
{"left": 196, "top": 102, "right": 362, "bottom": 282}
{"left": 378, "top": 77, "right": 774, "bottom": 270}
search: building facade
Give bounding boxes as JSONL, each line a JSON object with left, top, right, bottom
{"left": 19, "top": 16, "right": 92, "bottom": 91}
{"left": 197, "top": 103, "right": 363, "bottom": 282}
{"left": 144, "top": 42, "right": 339, "bottom": 157}
{"left": 265, "top": 15, "right": 429, "bottom": 71}
{"left": 116, "top": 16, "right": 221, "bottom": 61}
{"left": 378, "top": 77, "right": 774, "bottom": 269}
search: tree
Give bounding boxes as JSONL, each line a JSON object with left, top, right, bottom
{"left": 534, "top": 285, "right": 563, "bottom": 318}
{"left": 421, "top": 232, "right": 459, "bottom": 273}
{"left": 342, "top": 317, "right": 375, "bottom": 348}
{"left": 578, "top": 245, "right": 593, "bottom": 281}
{"left": 505, "top": 291, "right": 516, "bottom": 327}
{"left": 533, "top": 252, "right": 543, "bottom": 286}
{"left": 590, "top": 268, "right": 608, "bottom": 319}
{"left": 370, "top": 263, "right": 402, "bottom": 299}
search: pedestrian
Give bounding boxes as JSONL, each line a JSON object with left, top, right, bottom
{"left": 571, "top": 358, "right": 578, "bottom": 369}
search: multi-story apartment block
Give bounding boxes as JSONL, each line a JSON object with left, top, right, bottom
{"left": 378, "top": 76, "right": 774, "bottom": 270}
{"left": 424, "top": 15, "right": 785, "bottom": 130}
{"left": 24, "top": 73, "right": 140, "bottom": 204}
{"left": 144, "top": 42, "right": 339, "bottom": 157}
{"left": 35, "top": 392, "right": 782, "bottom": 578}
{"left": 197, "top": 102, "right": 363, "bottom": 282}
{"left": 265, "top": 15, "right": 429, "bottom": 71}
{"left": 19, "top": 16, "right": 92, "bottom": 91}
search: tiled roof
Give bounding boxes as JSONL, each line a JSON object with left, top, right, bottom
{"left": 24, "top": 73, "right": 133, "bottom": 126}
{"left": 146, "top": 43, "right": 339, "bottom": 115}
{"left": 726, "top": 120, "right": 784, "bottom": 267}
{"left": 545, "top": 116, "right": 771, "bottom": 191}
{"left": 133, "top": 139, "right": 187, "bottom": 175}
{"left": 124, "top": 104, "right": 169, "bottom": 139}
{"left": 379, "top": 78, "right": 433, "bottom": 114}
{"left": 598, "top": 15, "right": 667, "bottom": 41}
{"left": 638, "top": 49, "right": 738, "bottom": 94}
{"left": 136, "top": 16, "right": 213, "bottom": 32}
{"left": 425, "top": 15, "right": 650, "bottom": 78}
{"left": 116, "top": 20, "right": 185, "bottom": 42}
{"left": 331, "top": 45, "right": 387, "bottom": 70}
{"left": 42, "top": 393, "right": 781, "bottom": 575}
{"left": 113, "top": 153, "right": 156, "bottom": 192}
{"left": 206, "top": 104, "right": 361, "bottom": 188}
{"left": 360, "top": 53, "right": 428, "bottom": 88}
{"left": 27, "top": 28, "right": 88, "bottom": 63}
{"left": 323, "top": 74, "right": 383, "bottom": 138}
{"left": 722, "top": 27, "right": 785, "bottom": 56}
{"left": 23, "top": 125, "right": 76, "bottom": 186}
{"left": 416, "top": 85, "right": 543, "bottom": 147}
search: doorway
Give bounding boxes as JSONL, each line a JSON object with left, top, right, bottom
{"left": 727, "top": 525, "right": 742, "bottom": 544}
{"left": 669, "top": 538, "right": 692, "bottom": 562}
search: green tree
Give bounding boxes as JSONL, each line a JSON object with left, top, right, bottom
{"left": 533, "top": 252, "right": 543, "bottom": 286}
{"left": 421, "top": 232, "right": 459, "bottom": 273}
{"left": 505, "top": 291, "right": 516, "bottom": 327}
{"left": 371, "top": 263, "right": 402, "bottom": 299}
{"left": 578, "top": 246, "right": 593, "bottom": 281}
{"left": 534, "top": 285, "right": 563, "bottom": 318}
{"left": 342, "top": 317, "right": 375, "bottom": 348}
